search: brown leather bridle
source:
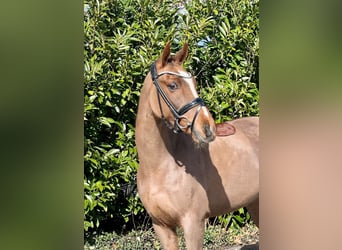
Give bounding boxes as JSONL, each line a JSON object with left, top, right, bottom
{"left": 150, "top": 61, "right": 205, "bottom": 133}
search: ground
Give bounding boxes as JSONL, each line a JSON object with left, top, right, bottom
{"left": 84, "top": 222, "right": 258, "bottom": 249}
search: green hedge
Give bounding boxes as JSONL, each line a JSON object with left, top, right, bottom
{"left": 84, "top": 0, "right": 259, "bottom": 234}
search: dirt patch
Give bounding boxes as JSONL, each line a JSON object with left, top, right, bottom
{"left": 225, "top": 243, "right": 259, "bottom": 250}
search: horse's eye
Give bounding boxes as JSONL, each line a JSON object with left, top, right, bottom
{"left": 167, "top": 82, "right": 178, "bottom": 91}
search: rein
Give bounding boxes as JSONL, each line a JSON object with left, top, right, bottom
{"left": 150, "top": 61, "right": 205, "bottom": 133}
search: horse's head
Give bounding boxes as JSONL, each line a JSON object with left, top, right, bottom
{"left": 149, "top": 42, "right": 216, "bottom": 144}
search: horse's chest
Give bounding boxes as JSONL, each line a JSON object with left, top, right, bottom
{"left": 139, "top": 165, "right": 209, "bottom": 217}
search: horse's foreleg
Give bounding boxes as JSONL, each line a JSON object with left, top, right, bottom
{"left": 181, "top": 215, "right": 205, "bottom": 250}
{"left": 153, "top": 222, "right": 179, "bottom": 250}
{"left": 247, "top": 197, "right": 259, "bottom": 227}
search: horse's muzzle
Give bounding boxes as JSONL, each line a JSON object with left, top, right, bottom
{"left": 204, "top": 124, "right": 215, "bottom": 140}
{"left": 192, "top": 121, "right": 216, "bottom": 145}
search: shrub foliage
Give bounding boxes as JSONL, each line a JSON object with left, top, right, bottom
{"left": 84, "top": 0, "right": 259, "bottom": 234}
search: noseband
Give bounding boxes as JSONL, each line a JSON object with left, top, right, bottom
{"left": 150, "top": 61, "right": 205, "bottom": 133}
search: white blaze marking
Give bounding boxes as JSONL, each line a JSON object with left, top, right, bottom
{"left": 177, "top": 70, "right": 198, "bottom": 98}
{"left": 202, "top": 107, "right": 210, "bottom": 118}
{"left": 177, "top": 70, "right": 210, "bottom": 119}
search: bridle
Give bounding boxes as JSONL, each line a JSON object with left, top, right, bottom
{"left": 150, "top": 61, "right": 205, "bottom": 133}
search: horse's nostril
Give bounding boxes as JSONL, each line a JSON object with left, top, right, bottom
{"left": 204, "top": 124, "right": 213, "bottom": 138}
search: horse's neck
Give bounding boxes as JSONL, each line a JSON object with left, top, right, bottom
{"left": 136, "top": 80, "right": 199, "bottom": 170}
{"left": 136, "top": 84, "right": 170, "bottom": 157}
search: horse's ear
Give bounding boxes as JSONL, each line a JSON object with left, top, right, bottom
{"left": 160, "top": 41, "right": 171, "bottom": 67}
{"left": 174, "top": 42, "right": 188, "bottom": 64}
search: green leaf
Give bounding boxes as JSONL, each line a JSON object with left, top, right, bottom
{"left": 99, "top": 117, "right": 115, "bottom": 127}
{"left": 105, "top": 148, "right": 120, "bottom": 157}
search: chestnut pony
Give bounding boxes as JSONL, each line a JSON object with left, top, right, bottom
{"left": 135, "top": 42, "right": 259, "bottom": 249}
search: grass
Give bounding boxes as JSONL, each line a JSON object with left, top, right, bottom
{"left": 84, "top": 222, "right": 258, "bottom": 249}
